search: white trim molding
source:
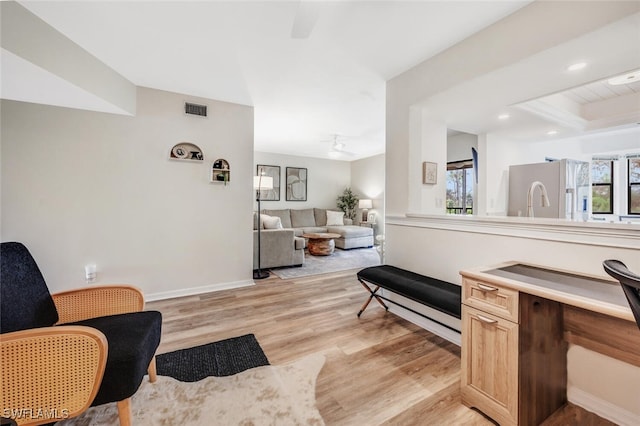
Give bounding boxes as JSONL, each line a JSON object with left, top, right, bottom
{"left": 387, "top": 214, "right": 640, "bottom": 250}
{"left": 381, "top": 289, "right": 462, "bottom": 346}
{"left": 568, "top": 386, "right": 640, "bottom": 426}
{"left": 388, "top": 304, "right": 462, "bottom": 346}
{"left": 146, "top": 279, "right": 254, "bottom": 302}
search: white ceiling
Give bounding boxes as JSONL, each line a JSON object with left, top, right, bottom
{"left": 7, "top": 0, "right": 533, "bottom": 161}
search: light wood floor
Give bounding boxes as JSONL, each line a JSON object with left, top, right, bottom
{"left": 147, "top": 268, "right": 614, "bottom": 426}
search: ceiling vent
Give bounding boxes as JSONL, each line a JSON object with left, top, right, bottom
{"left": 185, "top": 102, "right": 207, "bottom": 117}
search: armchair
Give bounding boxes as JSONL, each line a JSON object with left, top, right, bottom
{"left": 0, "top": 242, "right": 162, "bottom": 425}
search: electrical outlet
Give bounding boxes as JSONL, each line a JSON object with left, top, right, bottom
{"left": 85, "top": 264, "right": 96, "bottom": 283}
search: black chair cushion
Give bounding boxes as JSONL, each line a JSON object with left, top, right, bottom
{"left": 0, "top": 242, "right": 59, "bottom": 333}
{"left": 68, "top": 311, "right": 163, "bottom": 406}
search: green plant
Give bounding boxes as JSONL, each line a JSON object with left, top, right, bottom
{"left": 337, "top": 187, "right": 359, "bottom": 220}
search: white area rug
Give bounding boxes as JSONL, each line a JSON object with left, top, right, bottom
{"left": 61, "top": 354, "right": 326, "bottom": 426}
{"left": 273, "top": 247, "right": 381, "bottom": 279}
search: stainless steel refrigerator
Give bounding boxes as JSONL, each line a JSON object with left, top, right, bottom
{"left": 508, "top": 159, "right": 590, "bottom": 219}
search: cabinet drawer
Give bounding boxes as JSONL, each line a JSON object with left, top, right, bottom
{"left": 462, "top": 278, "right": 519, "bottom": 322}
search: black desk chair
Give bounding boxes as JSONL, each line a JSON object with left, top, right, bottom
{"left": 1, "top": 242, "right": 162, "bottom": 425}
{"left": 603, "top": 259, "right": 640, "bottom": 330}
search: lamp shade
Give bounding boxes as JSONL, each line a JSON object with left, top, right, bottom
{"left": 253, "top": 176, "right": 273, "bottom": 190}
{"left": 358, "top": 199, "right": 373, "bottom": 209}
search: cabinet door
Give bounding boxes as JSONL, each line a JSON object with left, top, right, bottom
{"left": 461, "top": 305, "right": 519, "bottom": 426}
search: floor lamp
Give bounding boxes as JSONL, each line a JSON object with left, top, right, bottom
{"left": 253, "top": 174, "right": 273, "bottom": 280}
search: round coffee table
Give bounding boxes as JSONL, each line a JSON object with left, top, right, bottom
{"left": 302, "top": 233, "right": 342, "bottom": 256}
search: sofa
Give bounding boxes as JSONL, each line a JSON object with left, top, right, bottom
{"left": 253, "top": 208, "right": 374, "bottom": 270}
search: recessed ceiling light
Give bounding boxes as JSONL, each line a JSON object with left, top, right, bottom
{"left": 608, "top": 69, "right": 640, "bottom": 86}
{"left": 547, "top": 130, "right": 558, "bottom": 136}
{"left": 567, "top": 62, "right": 587, "bottom": 71}
{"left": 498, "top": 113, "right": 510, "bottom": 120}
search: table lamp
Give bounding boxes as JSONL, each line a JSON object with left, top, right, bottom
{"left": 359, "top": 199, "right": 373, "bottom": 222}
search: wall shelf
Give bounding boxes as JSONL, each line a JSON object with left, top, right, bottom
{"left": 211, "top": 159, "right": 230, "bottom": 185}
{"left": 169, "top": 142, "right": 203, "bottom": 161}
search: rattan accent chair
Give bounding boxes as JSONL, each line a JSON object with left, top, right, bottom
{"left": 0, "top": 242, "right": 162, "bottom": 425}
{"left": 603, "top": 259, "right": 640, "bottom": 330}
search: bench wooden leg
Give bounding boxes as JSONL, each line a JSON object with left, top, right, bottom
{"left": 357, "top": 281, "right": 388, "bottom": 317}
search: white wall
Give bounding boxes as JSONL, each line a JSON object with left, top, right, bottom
{"left": 1, "top": 87, "right": 254, "bottom": 299}
{"left": 253, "top": 152, "right": 350, "bottom": 210}
{"left": 350, "top": 153, "right": 385, "bottom": 237}
{"left": 447, "top": 132, "right": 477, "bottom": 163}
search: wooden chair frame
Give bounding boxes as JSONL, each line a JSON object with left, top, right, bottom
{"left": 1, "top": 285, "right": 157, "bottom": 426}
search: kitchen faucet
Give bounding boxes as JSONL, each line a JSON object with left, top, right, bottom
{"left": 527, "top": 181, "right": 551, "bottom": 218}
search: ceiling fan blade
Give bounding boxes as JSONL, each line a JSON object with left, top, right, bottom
{"left": 291, "top": 1, "right": 321, "bottom": 39}
{"left": 329, "top": 148, "right": 356, "bottom": 157}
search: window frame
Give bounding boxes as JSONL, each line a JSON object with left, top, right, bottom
{"left": 591, "top": 160, "right": 614, "bottom": 215}
{"left": 628, "top": 158, "right": 640, "bottom": 216}
{"left": 446, "top": 159, "right": 474, "bottom": 215}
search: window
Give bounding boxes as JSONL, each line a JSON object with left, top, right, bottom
{"left": 446, "top": 160, "right": 473, "bottom": 214}
{"left": 591, "top": 160, "right": 613, "bottom": 214}
{"left": 629, "top": 158, "right": 640, "bottom": 215}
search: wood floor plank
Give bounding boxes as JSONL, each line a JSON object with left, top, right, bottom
{"left": 147, "top": 267, "right": 613, "bottom": 425}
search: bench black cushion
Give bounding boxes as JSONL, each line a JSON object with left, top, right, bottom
{"left": 357, "top": 265, "right": 461, "bottom": 319}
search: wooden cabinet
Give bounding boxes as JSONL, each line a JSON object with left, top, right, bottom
{"left": 461, "top": 277, "right": 567, "bottom": 426}
{"left": 461, "top": 305, "right": 519, "bottom": 425}
{"left": 461, "top": 279, "right": 520, "bottom": 426}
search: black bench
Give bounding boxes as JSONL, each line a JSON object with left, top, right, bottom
{"left": 357, "top": 265, "right": 461, "bottom": 332}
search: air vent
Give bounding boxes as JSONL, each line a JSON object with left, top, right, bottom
{"left": 185, "top": 102, "right": 207, "bottom": 117}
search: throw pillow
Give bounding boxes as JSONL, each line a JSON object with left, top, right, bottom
{"left": 261, "top": 214, "right": 283, "bottom": 229}
{"left": 326, "top": 210, "right": 344, "bottom": 226}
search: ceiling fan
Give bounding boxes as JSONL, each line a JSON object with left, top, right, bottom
{"left": 326, "top": 134, "right": 355, "bottom": 158}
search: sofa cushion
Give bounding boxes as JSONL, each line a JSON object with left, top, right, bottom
{"left": 326, "top": 210, "right": 345, "bottom": 226}
{"left": 290, "top": 208, "right": 316, "bottom": 228}
{"left": 301, "top": 226, "right": 328, "bottom": 234}
{"left": 263, "top": 209, "right": 292, "bottom": 229}
{"left": 327, "top": 225, "right": 373, "bottom": 238}
{"left": 261, "top": 214, "right": 283, "bottom": 229}
{"left": 313, "top": 208, "right": 327, "bottom": 226}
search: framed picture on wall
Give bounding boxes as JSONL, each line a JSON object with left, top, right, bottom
{"left": 286, "top": 167, "right": 307, "bottom": 201}
{"left": 423, "top": 161, "right": 437, "bottom": 184}
{"left": 257, "top": 165, "right": 280, "bottom": 201}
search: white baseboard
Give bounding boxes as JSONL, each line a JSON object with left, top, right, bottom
{"left": 568, "top": 385, "right": 640, "bottom": 426}
{"left": 388, "top": 305, "right": 461, "bottom": 346}
{"left": 146, "top": 279, "right": 254, "bottom": 302}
